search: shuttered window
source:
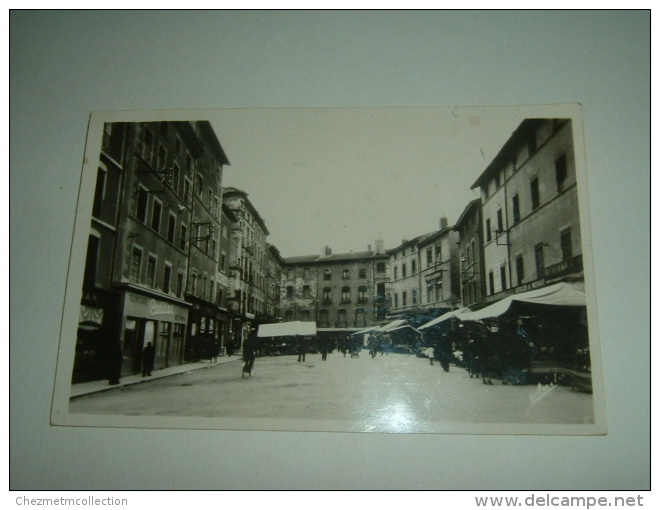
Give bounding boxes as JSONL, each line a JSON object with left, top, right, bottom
{"left": 146, "top": 256, "right": 156, "bottom": 288}
{"left": 130, "top": 248, "right": 142, "bottom": 283}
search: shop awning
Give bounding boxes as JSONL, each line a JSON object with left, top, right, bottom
{"left": 418, "top": 308, "right": 470, "bottom": 330}
{"left": 379, "top": 319, "right": 408, "bottom": 332}
{"left": 351, "top": 326, "right": 381, "bottom": 336}
{"left": 257, "top": 321, "right": 317, "bottom": 338}
{"left": 457, "top": 283, "right": 586, "bottom": 322}
{"left": 388, "top": 325, "right": 423, "bottom": 337}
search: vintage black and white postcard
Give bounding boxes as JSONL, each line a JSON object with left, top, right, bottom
{"left": 51, "top": 104, "right": 606, "bottom": 435}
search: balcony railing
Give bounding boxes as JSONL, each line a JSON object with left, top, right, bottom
{"left": 544, "top": 255, "right": 583, "bottom": 279}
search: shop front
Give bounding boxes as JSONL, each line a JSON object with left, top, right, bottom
{"left": 184, "top": 295, "right": 221, "bottom": 362}
{"left": 72, "top": 289, "right": 119, "bottom": 383}
{"left": 120, "top": 291, "right": 189, "bottom": 375}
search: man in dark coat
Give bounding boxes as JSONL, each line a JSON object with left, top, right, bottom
{"left": 142, "top": 341, "right": 155, "bottom": 377}
{"left": 319, "top": 335, "right": 329, "bottom": 361}
{"left": 243, "top": 330, "right": 258, "bottom": 374}
{"left": 297, "top": 336, "right": 307, "bottom": 362}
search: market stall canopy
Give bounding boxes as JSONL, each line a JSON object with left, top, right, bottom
{"left": 388, "top": 325, "right": 423, "bottom": 337}
{"left": 351, "top": 326, "right": 382, "bottom": 336}
{"left": 418, "top": 308, "right": 471, "bottom": 330}
{"left": 379, "top": 319, "right": 408, "bottom": 332}
{"left": 257, "top": 321, "right": 317, "bottom": 338}
{"left": 458, "top": 283, "right": 586, "bottom": 322}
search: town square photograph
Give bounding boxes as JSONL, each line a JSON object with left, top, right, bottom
{"left": 51, "top": 104, "right": 605, "bottom": 435}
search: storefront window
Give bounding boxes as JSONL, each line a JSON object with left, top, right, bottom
{"left": 158, "top": 322, "right": 171, "bottom": 357}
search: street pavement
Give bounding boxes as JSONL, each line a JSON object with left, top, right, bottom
{"left": 69, "top": 355, "right": 241, "bottom": 398}
{"left": 68, "top": 349, "right": 595, "bottom": 432}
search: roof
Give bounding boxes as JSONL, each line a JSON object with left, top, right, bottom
{"left": 470, "top": 118, "right": 544, "bottom": 190}
{"left": 196, "top": 121, "right": 230, "bottom": 166}
{"left": 454, "top": 199, "right": 481, "bottom": 231}
{"left": 222, "top": 187, "right": 270, "bottom": 236}
{"left": 284, "top": 250, "right": 387, "bottom": 265}
{"left": 387, "top": 228, "right": 453, "bottom": 255}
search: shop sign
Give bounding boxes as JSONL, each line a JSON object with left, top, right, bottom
{"left": 127, "top": 292, "right": 187, "bottom": 322}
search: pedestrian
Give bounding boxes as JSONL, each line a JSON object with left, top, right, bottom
{"left": 297, "top": 336, "right": 306, "bottom": 362}
{"left": 242, "top": 330, "right": 258, "bottom": 376}
{"left": 142, "top": 341, "right": 155, "bottom": 377}
{"left": 340, "top": 336, "right": 348, "bottom": 357}
{"left": 319, "top": 335, "right": 329, "bottom": 361}
{"left": 211, "top": 337, "right": 219, "bottom": 363}
{"left": 107, "top": 340, "right": 123, "bottom": 385}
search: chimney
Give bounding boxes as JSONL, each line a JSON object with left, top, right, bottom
{"left": 368, "top": 244, "right": 372, "bottom": 252}
{"left": 324, "top": 245, "right": 332, "bottom": 257}
{"left": 440, "top": 216, "right": 448, "bottom": 229}
{"left": 376, "top": 239, "right": 385, "bottom": 254}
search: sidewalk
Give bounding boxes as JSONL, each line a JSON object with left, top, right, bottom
{"left": 70, "top": 355, "right": 242, "bottom": 399}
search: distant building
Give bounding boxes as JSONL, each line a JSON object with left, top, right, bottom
{"left": 454, "top": 199, "right": 486, "bottom": 308}
{"left": 472, "top": 118, "right": 583, "bottom": 304}
{"left": 281, "top": 242, "right": 390, "bottom": 332}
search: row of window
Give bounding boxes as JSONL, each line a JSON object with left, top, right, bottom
{"left": 484, "top": 154, "right": 569, "bottom": 242}
{"left": 283, "top": 308, "right": 369, "bottom": 327}
{"left": 486, "top": 228, "right": 573, "bottom": 295}
{"left": 391, "top": 244, "right": 443, "bottom": 280}
{"left": 284, "top": 285, "right": 370, "bottom": 304}
{"left": 140, "top": 126, "right": 223, "bottom": 220}
{"left": 129, "top": 246, "right": 224, "bottom": 304}
{"left": 286, "top": 265, "right": 387, "bottom": 281}
{"left": 134, "top": 187, "right": 221, "bottom": 260}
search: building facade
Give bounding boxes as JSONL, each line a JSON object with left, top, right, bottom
{"left": 388, "top": 220, "right": 460, "bottom": 317}
{"left": 73, "top": 122, "right": 125, "bottom": 382}
{"left": 454, "top": 199, "right": 486, "bottom": 308}
{"left": 265, "top": 244, "right": 285, "bottom": 320}
{"left": 223, "top": 187, "right": 271, "bottom": 349}
{"left": 72, "top": 121, "right": 231, "bottom": 382}
{"left": 472, "top": 118, "right": 583, "bottom": 304}
{"left": 183, "top": 122, "right": 231, "bottom": 361}
{"left": 416, "top": 221, "right": 460, "bottom": 311}
{"left": 280, "top": 243, "right": 390, "bottom": 330}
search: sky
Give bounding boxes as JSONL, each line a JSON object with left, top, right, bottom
{"left": 210, "top": 106, "right": 530, "bottom": 259}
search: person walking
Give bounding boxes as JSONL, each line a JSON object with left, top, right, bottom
{"left": 297, "top": 336, "right": 307, "bottom": 362}
{"left": 242, "top": 329, "right": 258, "bottom": 376}
{"left": 142, "top": 341, "right": 155, "bottom": 377}
{"left": 319, "top": 335, "right": 329, "bottom": 361}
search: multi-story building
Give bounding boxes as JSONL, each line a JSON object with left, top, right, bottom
{"left": 389, "top": 237, "right": 423, "bottom": 316}
{"left": 388, "top": 219, "right": 460, "bottom": 317}
{"left": 265, "top": 244, "right": 285, "bottom": 320}
{"left": 454, "top": 199, "right": 486, "bottom": 308}
{"left": 417, "top": 219, "right": 460, "bottom": 311}
{"left": 223, "top": 187, "right": 270, "bottom": 349}
{"left": 280, "top": 242, "right": 390, "bottom": 332}
{"left": 72, "top": 121, "right": 231, "bottom": 382}
{"left": 472, "top": 118, "right": 583, "bottom": 304}
{"left": 184, "top": 122, "right": 231, "bottom": 361}
{"left": 73, "top": 122, "right": 125, "bottom": 382}
{"left": 215, "top": 203, "right": 238, "bottom": 354}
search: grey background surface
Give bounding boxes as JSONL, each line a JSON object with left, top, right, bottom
{"left": 10, "top": 11, "right": 650, "bottom": 490}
